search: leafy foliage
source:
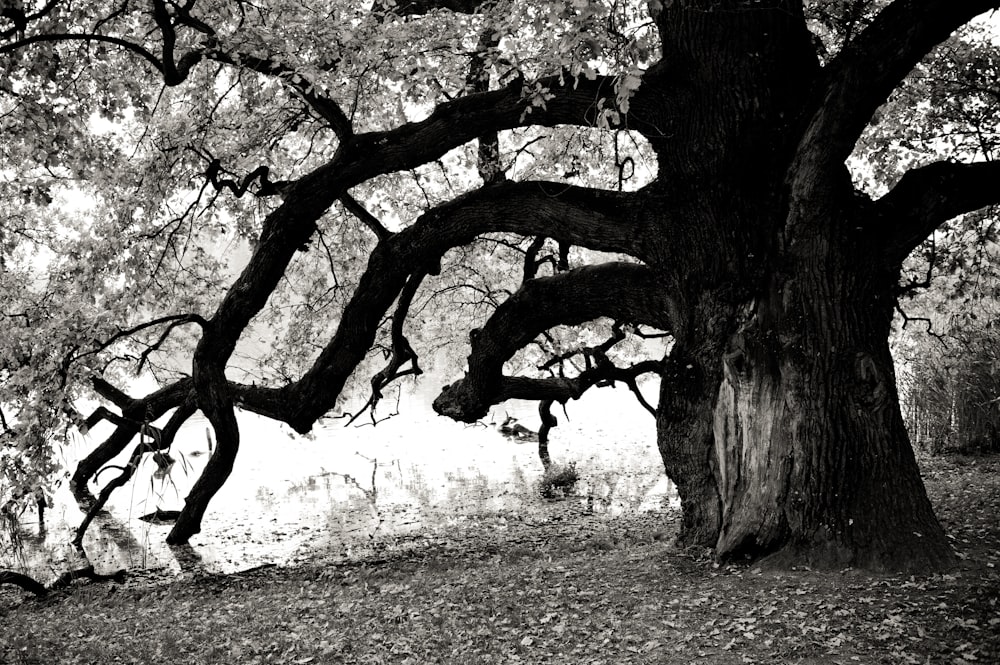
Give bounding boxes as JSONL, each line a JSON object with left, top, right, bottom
{"left": 0, "top": 0, "right": 998, "bottom": 570}
{"left": 539, "top": 460, "right": 580, "bottom": 499}
{"left": 895, "top": 231, "right": 1000, "bottom": 454}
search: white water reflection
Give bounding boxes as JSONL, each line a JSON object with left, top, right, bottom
{"left": 2, "top": 384, "right": 676, "bottom": 582}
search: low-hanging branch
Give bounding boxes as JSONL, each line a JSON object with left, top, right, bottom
{"left": 275, "top": 182, "right": 652, "bottom": 432}
{"left": 0, "top": 565, "right": 125, "bottom": 598}
{"left": 532, "top": 321, "right": 660, "bottom": 415}
{"left": 433, "top": 262, "right": 675, "bottom": 422}
{"left": 102, "top": 182, "right": 644, "bottom": 439}
{"left": 155, "top": 69, "right": 661, "bottom": 446}
{"left": 79, "top": 406, "right": 155, "bottom": 434}
{"left": 349, "top": 270, "right": 428, "bottom": 425}
{"left": 73, "top": 397, "right": 196, "bottom": 546}
{"left": 74, "top": 437, "right": 156, "bottom": 546}
{"left": 71, "top": 378, "right": 194, "bottom": 506}
{"left": 491, "top": 358, "right": 664, "bottom": 409}
{"left": 67, "top": 182, "right": 657, "bottom": 514}
{"left": 64, "top": 179, "right": 662, "bottom": 542}
{"left": 538, "top": 321, "right": 628, "bottom": 376}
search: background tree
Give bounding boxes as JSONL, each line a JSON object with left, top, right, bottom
{"left": 1, "top": 0, "right": 998, "bottom": 573}
{"left": 852, "top": 12, "right": 1000, "bottom": 455}
{"left": 894, "top": 211, "right": 1000, "bottom": 455}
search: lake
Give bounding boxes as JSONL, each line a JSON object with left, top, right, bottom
{"left": 2, "top": 383, "right": 676, "bottom": 583}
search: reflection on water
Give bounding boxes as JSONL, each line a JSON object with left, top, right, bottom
{"left": 1, "top": 386, "right": 676, "bottom": 582}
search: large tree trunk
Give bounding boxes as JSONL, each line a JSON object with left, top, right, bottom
{"left": 709, "top": 200, "right": 954, "bottom": 571}
{"left": 656, "top": 214, "right": 955, "bottom": 570}
{"left": 638, "top": 1, "right": 955, "bottom": 572}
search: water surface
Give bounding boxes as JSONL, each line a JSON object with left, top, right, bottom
{"left": 2, "top": 385, "right": 675, "bottom": 582}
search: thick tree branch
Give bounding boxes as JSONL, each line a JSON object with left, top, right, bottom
{"left": 431, "top": 262, "right": 674, "bottom": 422}
{"left": 142, "top": 63, "right": 660, "bottom": 538}
{"left": 792, "top": 0, "right": 1000, "bottom": 190}
{"left": 875, "top": 159, "right": 1000, "bottom": 261}
{"left": 185, "top": 177, "right": 645, "bottom": 440}
{"left": 72, "top": 371, "right": 329, "bottom": 509}
{"left": 76, "top": 183, "right": 646, "bottom": 437}
{"left": 413, "top": 181, "right": 650, "bottom": 260}
{"left": 0, "top": 565, "right": 125, "bottom": 597}
{"left": 73, "top": 397, "right": 196, "bottom": 545}
{"left": 191, "top": 73, "right": 632, "bottom": 392}
{"left": 65, "top": 184, "right": 657, "bottom": 528}
{"left": 89, "top": 376, "right": 136, "bottom": 411}
{"left": 80, "top": 406, "right": 142, "bottom": 433}
{"left": 0, "top": 570, "right": 48, "bottom": 596}
{"left": 87, "top": 375, "right": 192, "bottom": 416}
{"left": 74, "top": 437, "right": 156, "bottom": 546}
{"left": 278, "top": 183, "right": 650, "bottom": 431}
{"left": 151, "top": 0, "right": 201, "bottom": 85}
{"left": 489, "top": 360, "right": 663, "bottom": 408}
{"left": 71, "top": 378, "right": 193, "bottom": 506}
{"left": 355, "top": 270, "right": 427, "bottom": 423}
{"left": 341, "top": 71, "right": 636, "bottom": 182}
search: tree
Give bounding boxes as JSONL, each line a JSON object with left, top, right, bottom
{"left": 1, "top": 0, "right": 998, "bottom": 573}
{"left": 894, "top": 211, "right": 1000, "bottom": 455}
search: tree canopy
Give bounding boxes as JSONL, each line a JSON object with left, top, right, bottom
{"left": 1, "top": 0, "right": 998, "bottom": 572}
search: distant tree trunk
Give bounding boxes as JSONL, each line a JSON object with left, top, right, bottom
{"left": 35, "top": 490, "right": 46, "bottom": 534}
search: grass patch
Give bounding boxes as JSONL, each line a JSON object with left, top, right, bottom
{"left": 539, "top": 462, "right": 580, "bottom": 499}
